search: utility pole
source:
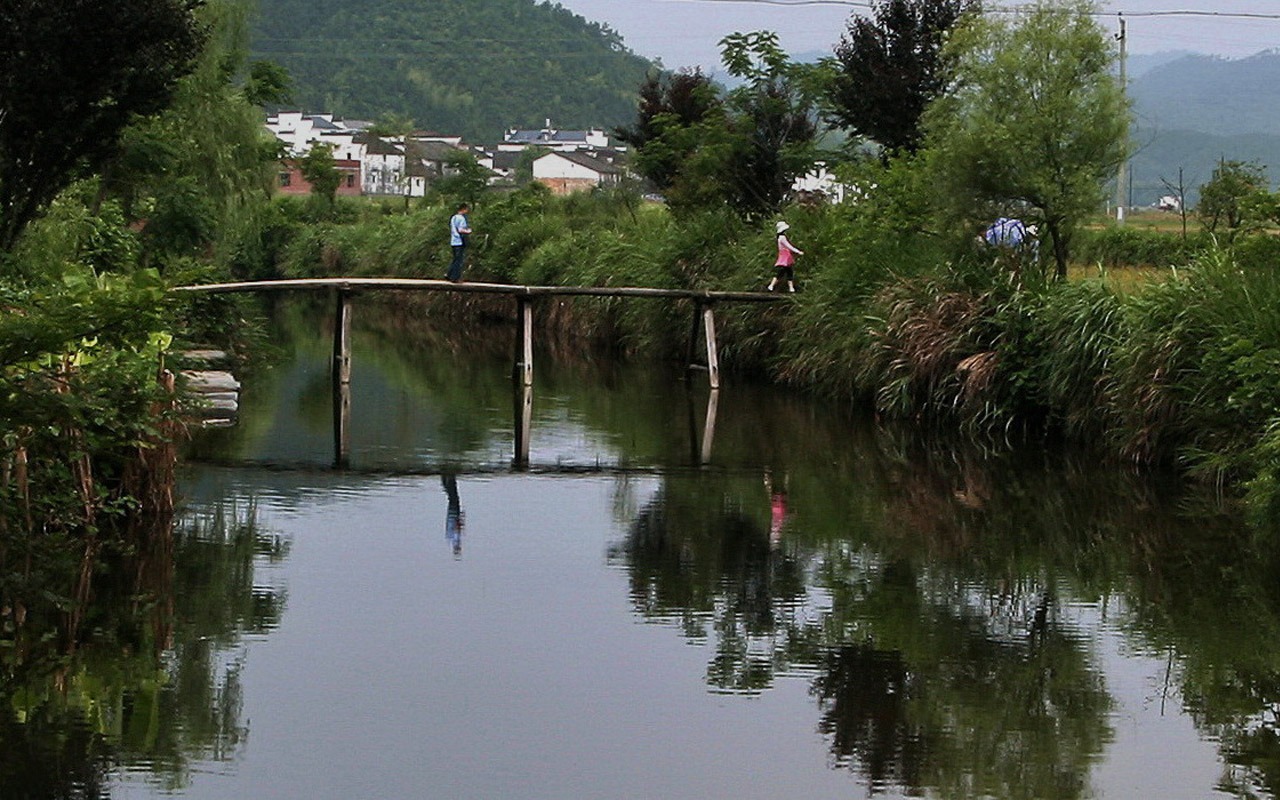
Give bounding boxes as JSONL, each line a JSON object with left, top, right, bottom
{"left": 1115, "top": 13, "right": 1128, "bottom": 225}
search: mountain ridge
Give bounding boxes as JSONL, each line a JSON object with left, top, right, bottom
{"left": 250, "top": 0, "right": 655, "bottom": 142}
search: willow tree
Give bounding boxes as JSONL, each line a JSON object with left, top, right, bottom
{"left": 100, "top": 0, "right": 284, "bottom": 263}
{"left": 922, "top": 0, "right": 1130, "bottom": 278}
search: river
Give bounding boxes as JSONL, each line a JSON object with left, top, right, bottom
{"left": 10, "top": 298, "right": 1280, "bottom": 799}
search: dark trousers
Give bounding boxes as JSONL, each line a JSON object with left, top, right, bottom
{"left": 447, "top": 244, "right": 467, "bottom": 281}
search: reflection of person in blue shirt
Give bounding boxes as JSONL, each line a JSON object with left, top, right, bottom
{"left": 441, "top": 474, "right": 464, "bottom": 556}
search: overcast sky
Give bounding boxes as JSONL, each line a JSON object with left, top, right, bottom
{"left": 552, "top": 0, "right": 1280, "bottom": 75}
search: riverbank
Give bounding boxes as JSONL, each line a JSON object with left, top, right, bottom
{"left": 258, "top": 188, "right": 1280, "bottom": 519}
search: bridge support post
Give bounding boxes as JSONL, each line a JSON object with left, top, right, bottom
{"left": 514, "top": 295, "right": 533, "bottom": 387}
{"left": 685, "top": 299, "right": 720, "bottom": 390}
{"left": 513, "top": 383, "right": 533, "bottom": 469}
{"left": 332, "top": 288, "right": 352, "bottom": 468}
{"left": 686, "top": 387, "right": 720, "bottom": 465}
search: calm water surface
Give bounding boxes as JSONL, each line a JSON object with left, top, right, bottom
{"left": 11, "top": 300, "right": 1280, "bottom": 799}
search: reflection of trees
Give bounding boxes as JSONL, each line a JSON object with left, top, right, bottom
{"left": 608, "top": 478, "right": 810, "bottom": 694}
{"left": 1114, "top": 521, "right": 1280, "bottom": 799}
{"left": 608, "top": 452, "right": 1144, "bottom": 798}
{"left": 0, "top": 499, "right": 287, "bottom": 797}
{"left": 813, "top": 559, "right": 1110, "bottom": 798}
{"left": 807, "top": 430, "right": 1280, "bottom": 798}
{"left": 812, "top": 642, "right": 927, "bottom": 788}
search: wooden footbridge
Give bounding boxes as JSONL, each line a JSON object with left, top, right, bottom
{"left": 173, "top": 277, "right": 787, "bottom": 467}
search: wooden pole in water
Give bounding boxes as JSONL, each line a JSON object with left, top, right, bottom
{"left": 700, "top": 388, "right": 719, "bottom": 464}
{"left": 513, "top": 383, "right": 533, "bottom": 469}
{"left": 332, "top": 288, "right": 353, "bottom": 468}
{"left": 685, "top": 299, "right": 721, "bottom": 389}
{"left": 702, "top": 303, "right": 720, "bottom": 390}
{"left": 514, "top": 295, "right": 533, "bottom": 387}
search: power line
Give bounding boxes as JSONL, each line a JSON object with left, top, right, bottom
{"left": 658, "top": 0, "right": 1280, "bottom": 20}
{"left": 660, "top": 0, "right": 1280, "bottom": 14}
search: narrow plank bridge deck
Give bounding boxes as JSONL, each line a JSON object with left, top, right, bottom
{"left": 172, "top": 277, "right": 788, "bottom": 467}
{"left": 173, "top": 277, "right": 784, "bottom": 303}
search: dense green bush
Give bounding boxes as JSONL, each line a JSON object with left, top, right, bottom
{"left": 1072, "top": 226, "right": 1210, "bottom": 268}
{"left": 1230, "top": 233, "right": 1280, "bottom": 272}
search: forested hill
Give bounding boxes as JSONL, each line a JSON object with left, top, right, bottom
{"left": 250, "top": 0, "right": 655, "bottom": 141}
{"left": 1125, "top": 51, "right": 1280, "bottom": 203}
{"left": 1130, "top": 51, "right": 1280, "bottom": 137}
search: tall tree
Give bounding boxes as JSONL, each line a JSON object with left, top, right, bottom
{"left": 617, "top": 34, "right": 818, "bottom": 219}
{"left": 102, "top": 0, "right": 282, "bottom": 262}
{"left": 614, "top": 70, "right": 722, "bottom": 194}
{"left": 1197, "top": 159, "right": 1271, "bottom": 237}
{"left": 299, "top": 144, "right": 341, "bottom": 207}
{"left": 0, "top": 0, "right": 205, "bottom": 254}
{"left": 922, "top": 0, "right": 1129, "bottom": 278}
{"left": 719, "top": 32, "right": 820, "bottom": 218}
{"left": 827, "top": 0, "right": 977, "bottom": 155}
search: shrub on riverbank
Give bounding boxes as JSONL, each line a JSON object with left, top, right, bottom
{"left": 1072, "top": 226, "right": 1210, "bottom": 269}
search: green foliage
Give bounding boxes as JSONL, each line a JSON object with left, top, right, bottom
{"left": 617, "top": 32, "right": 819, "bottom": 219}
{"left": 923, "top": 0, "right": 1130, "bottom": 278}
{"left": 243, "top": 59, "right": 293, "bottom": 107}
{"left": 1197, "top": 159, "right": 1272, "bottom": 236}
{"left": 6, "top": 190, "right": 142, "bottom": 282}
{"left": 1231, "top": 233, "right": 1280, "bottom": 271}
{"left": 298, "top": 144, "right": 342, "bottom": 207}
{"left": 0, "top": 272, "right": 168, "bottom": 366}
{"left": 1072, "top": 225, "right": 1211, "bottom": 268}
{"left": 825, "top": 0, "right": 977, "bottom": 155}
{"left": 432, "top": 150, "right": 492, "bottom": 205}
{"left": 1107, "top": 251, "right": 1280, "bottom": 474}
{"left": 615, "top": 70, "right": 722, "bottom": 195}
{"left": 99, "top": 0, "right": 279, "bottom": 269}
{"left": 0, "top": 0, "right": 205, "bottom": 253}
{"left": 0, "top": 0, "right": 278, "bottom": 552}
{"left": 220, "top": 196, "right": 305, "bottom": 280}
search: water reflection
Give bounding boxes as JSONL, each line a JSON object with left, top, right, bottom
{"left": 441, "top": 473, "right": 464, "bottom": 557}
{"left": 1, "top": 498, "right": 286, "bottom": 798}
{"left": 605, "top": 437, "right": 1280, "bottom": 797}
{"left": 193, "top": 299, "right": 1280, "bottom": 798}
{"left": 21, "top": 297, "right": 1280, "bottom": 797}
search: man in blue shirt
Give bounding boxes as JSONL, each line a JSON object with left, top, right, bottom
{"left": 446, "top": 203, "right": 472, "bottom": 282}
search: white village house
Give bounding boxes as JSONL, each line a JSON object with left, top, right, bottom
{"left": 499, "top": 121, "right": 611, "bottom": 153}
{"left": 531, "top": 151, "right": 622, "bottom": 195}
{"left": 264, "top": 111, "right": 848, "bottom": 203}
{"left": 264, "top": 111, "right": 371, "bottom": 158}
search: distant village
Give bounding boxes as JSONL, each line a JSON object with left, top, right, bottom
{"left": 265, "top": 111, "right": 846, "bottom": 201}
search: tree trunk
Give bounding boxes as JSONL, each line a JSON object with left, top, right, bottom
{"left": 1047, "top": 221, "right": 1069, "bottom": 280}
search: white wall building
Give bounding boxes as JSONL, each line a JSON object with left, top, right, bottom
{"left": 791, "top": 163, "right": 851, "bottom": 204}
{"left": 500, "top": 121, "right": 612, "bottom": 153}
{"left": 532, "top": 151, "right": 621, "bottom": 195}
{"left": 264, "top": 112, "right": 370, "bottom": 157}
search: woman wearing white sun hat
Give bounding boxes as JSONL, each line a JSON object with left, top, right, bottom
{"left": 767, "top": 220, "right": 803, "bottom": 293}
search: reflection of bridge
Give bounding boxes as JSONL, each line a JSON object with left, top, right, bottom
{"left": 174, "top": 278, "right": 784, "bottom": 468}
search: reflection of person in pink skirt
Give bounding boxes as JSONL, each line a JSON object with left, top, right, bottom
{"left": 765, "top": 468, "right": 788, "bottom": 547}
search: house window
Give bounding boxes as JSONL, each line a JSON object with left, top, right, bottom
{"left": 346, "top": 174, "right": 355, "bottom": 188}
{"left": 279, "top": 172, "right": 292, "bottom": 187}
